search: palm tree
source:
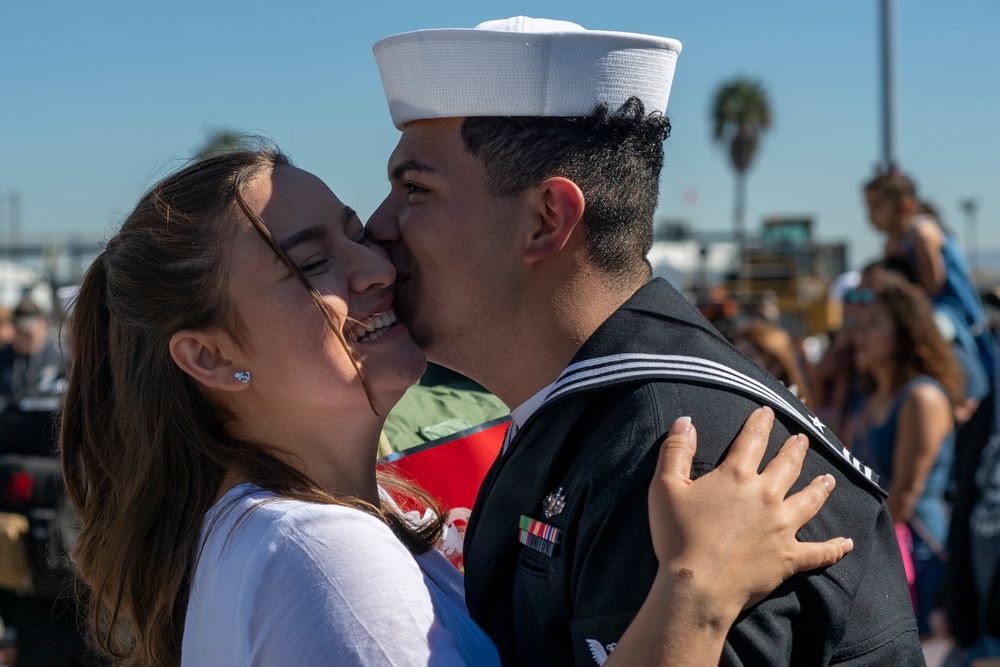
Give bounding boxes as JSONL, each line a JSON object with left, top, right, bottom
{"left": 711, "top": 78, "right": 772, "bottom": 249}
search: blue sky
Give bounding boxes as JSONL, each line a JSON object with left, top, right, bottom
{"left": 2, "top": 0, "right": 998, "bottom": 272}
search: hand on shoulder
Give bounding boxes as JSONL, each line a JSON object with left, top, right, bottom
{"left": 649, "top": 407, "right": 852, "bottom": 617}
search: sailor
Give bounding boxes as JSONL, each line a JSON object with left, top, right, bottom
{"left": 369, "top": 17, "right": 922, "bottom": 665}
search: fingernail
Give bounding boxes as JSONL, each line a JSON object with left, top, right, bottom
{"left": 670, "top": 416, "right": 692, "bottom": 435}
{"left": 842, "top": 537, "right": 854, "bottom": 551}
{"left": 761, "top": 406, "right": 774, "bottom": 420}
{"left": 820, "top": 474, "right": 836, "bottom": 490}
{"left": 796, "top": 434, "right": 809, "bottom": 450}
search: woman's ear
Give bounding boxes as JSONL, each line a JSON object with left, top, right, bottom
{"left": 522, "top": 177, "right": 586, "bottom": 265}
{"left": 169, "top": 330, "right": 249, "bottom": 392}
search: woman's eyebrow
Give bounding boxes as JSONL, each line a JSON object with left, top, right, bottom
{"left": 278, "top": 225, "right": 328, "bottom": 254}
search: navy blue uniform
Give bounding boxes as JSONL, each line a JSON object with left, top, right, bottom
{"left": 464, "top": 278, "right": 922, "bottom": 666}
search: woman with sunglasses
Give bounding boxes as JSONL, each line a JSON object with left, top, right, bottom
{"left": 849, "top": 271, "right": 963, "bottom": 638}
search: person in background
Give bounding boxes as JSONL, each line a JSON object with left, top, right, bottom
{"left": 810, "top": 290, "right": 866, "bottom": 442}
{"left": 0, "top": 299, "right": 68, "bottom": 456}
{"left": 0, "top": 300, "right": 66, "bottom": 411}
{"left": 865, "top": 170, "right": 994, "bottom": 412}
{"left": 848, "top": 273, "right": 964, "bottom": 638}
{"left": 942, "top": 290, "right": 1000, "bottom": 666}
{"left": 0, "top": 308, "right": 15, "bottom": 349}
{"left": 733, "top": 319, "right": 813, "bottom": 408}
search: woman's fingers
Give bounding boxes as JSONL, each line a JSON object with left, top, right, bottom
{"left": 656, "top": 416, "right": 696, "bottom": 483}
{"left": 719, "top": 406, "right": 775, "bottom": 474}
{"left": 775, "top": 473, "right": 852, "bottom": 577}
{"left": 788, "top": 536, "right": 855, "bottom": 573}
{"left": 759, "top": 433, "right": 810, "bottom": 495}
{"left": 649, "top": 407, "right": 856, "bottom": 615}
{"left": 785, "top": 473, "right": 839, "bottom": 526}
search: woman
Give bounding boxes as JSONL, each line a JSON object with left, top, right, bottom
{"left": 849, "top": 273, "right": 964, "bottom": 637}
{"left": 60, "top": 147, "right": 851, "bottom": 666}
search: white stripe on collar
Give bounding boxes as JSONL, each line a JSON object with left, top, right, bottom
{"left": 542, "top": 353, "right": 882, "bottom": 490}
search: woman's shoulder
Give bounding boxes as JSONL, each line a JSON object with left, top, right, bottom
{"left": 186, "top": 492, "right": 473, "bottom": 666}
{"left": 201, "top": 485, "right": 414, "bottom": 573}
{"left": 901, "top": 376, "right": 948, "bottom": 399}
{"left": 897, "top": 376, "right": 951, "bottom": 417}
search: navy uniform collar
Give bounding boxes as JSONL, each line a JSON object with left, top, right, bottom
{"left": 532, "top": 279, "right": 885, "bottom": 495}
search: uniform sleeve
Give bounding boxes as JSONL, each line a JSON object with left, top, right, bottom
{"left": 567, "top": 384, "right": 923, "bottom": 666}
{"left": 707, "top": 390, "right": 923, "bottom": 666}
{"left": 238, "top": 505, "right": 468, "bottom": 667}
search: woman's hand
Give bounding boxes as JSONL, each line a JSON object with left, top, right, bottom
{"left": 605, "top": 407, "right": 853, "bottom": 666}
{"left": 649, "top": 406, "right": 853, "bottom": 619}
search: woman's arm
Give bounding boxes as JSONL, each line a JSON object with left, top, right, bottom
{"left": 888, "top": 383, "right": 953, "bottom": 522}
{"left": 606, "top": 407, "right": 852, "bottom": 666}
{"left": 910, "top": 220, "right": 947, "bottom": 296}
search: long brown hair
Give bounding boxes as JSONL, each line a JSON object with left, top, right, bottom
{"left": 60, "top": 146, "right": 442, "bottom": 666}
{"left": 860, "top": 272, "right": 965, "bottom": 405}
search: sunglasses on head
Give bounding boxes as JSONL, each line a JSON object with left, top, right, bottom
{"left": 843, "top": 288, "right": 876, "bottom": 304}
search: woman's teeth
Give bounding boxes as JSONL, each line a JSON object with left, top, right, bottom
{"left": 350, "top": 310, "right": 397, "bottom": 342}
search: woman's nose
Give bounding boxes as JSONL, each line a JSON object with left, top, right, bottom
{"left": 350, "top": 241, "right": 396, "bottom": 293}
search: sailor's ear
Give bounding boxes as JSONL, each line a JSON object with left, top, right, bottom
{"left": 521, "top": 177, "right": 585, "bottom": 264}
{"left": 169, "top": 329, "right": 249, "bottom": 392}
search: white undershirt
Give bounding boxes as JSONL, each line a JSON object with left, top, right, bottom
{"left": 502, "top": 381, "right": 557, "bottom": 454}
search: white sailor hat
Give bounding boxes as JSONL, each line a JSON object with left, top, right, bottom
{"left": 373, "top": 16, "right": 682, "bottom": 129}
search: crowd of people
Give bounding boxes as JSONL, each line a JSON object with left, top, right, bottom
{"left": 0, "top": 14, "right": 994, "bottom": 667}
{"left": 709, "top": 169, "right": 1000, "bottom": 667}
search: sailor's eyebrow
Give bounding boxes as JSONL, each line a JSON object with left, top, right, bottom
{"left": 390, "top": 159, "right": 438, "bottom": 181}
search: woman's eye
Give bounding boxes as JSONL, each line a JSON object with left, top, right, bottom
{"left": 300, "top": 258, "right": 329, "bottom": 274}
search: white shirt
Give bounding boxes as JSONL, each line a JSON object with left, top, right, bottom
{"left": 182, "top": 484, "right": 500, "bottom": 666}
{"left": 502, "top": 381, "right": 556, "bottom": 454}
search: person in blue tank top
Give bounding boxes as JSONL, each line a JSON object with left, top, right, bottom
{"left": 849, "top": 273, "right": 965, "bottom": 637}
{"left": 864, "top": 170, "right": 995, "bottom": 417}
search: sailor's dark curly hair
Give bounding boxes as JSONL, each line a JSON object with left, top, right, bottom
{"left": 461, "top": 97, "right": 671, "bottom": 282}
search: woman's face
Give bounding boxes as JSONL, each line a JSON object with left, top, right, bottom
{"left": 225, "top": 165, "right": 427, "bottom": 420}
{"left": 851, "top": 301, "right": 897, "bottom": 373}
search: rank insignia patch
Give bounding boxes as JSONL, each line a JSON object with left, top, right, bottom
{"left": 518, "top": 515, "right": 562, "bottom": 557}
